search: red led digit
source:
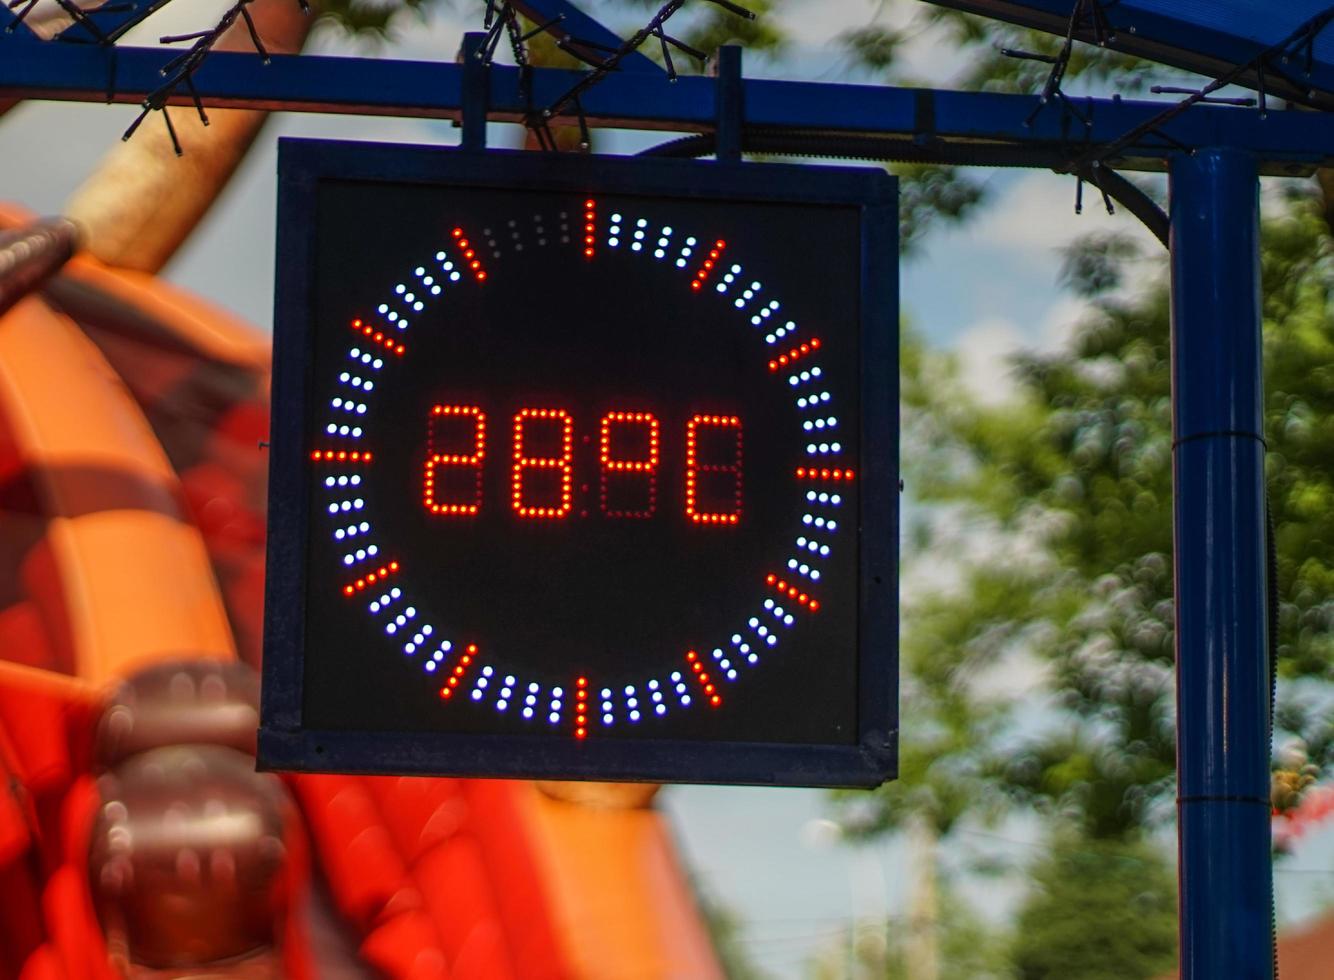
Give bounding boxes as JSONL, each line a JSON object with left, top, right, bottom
{"left": 512, "top": 408, "right": 574, "bottom": 519}
{"left": 599, "top": 411, "right": 660, "bottom": 519}
{"left": 685, "top": 414, "right": 743, "bottom": 526}
{"left": 424, "top": 405, "right": 486, "bottom": 516}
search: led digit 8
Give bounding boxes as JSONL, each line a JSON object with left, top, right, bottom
{"left": 511, "top": 408, "right": 574, "bottom": 519}
{"left": 308, "top": 199, "right": 854, "bottom": 742}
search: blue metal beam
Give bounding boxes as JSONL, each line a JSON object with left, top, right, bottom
{"left": 54, "top": 0, "right": 179, "bottom": 45}
{"left": 509, "top": 0, "right": 662, "bottom": 73}
{"left": 922, "top": 1, "right": 1334, "bottom": 111}
{"left": 0, "top": 2, "right": 39, "bottom": 40}
{"left": 2, "top": 40, "right": 1333, "bottom": 169}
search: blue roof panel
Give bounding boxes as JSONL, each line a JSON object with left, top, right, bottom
{"left": 923, "top": 0, "right": 1334, "bottom": 109}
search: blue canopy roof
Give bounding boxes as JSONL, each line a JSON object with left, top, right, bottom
{"left": 923, "top": 0, "right": 1334, "bottom": 110}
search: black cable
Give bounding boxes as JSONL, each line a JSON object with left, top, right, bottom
{"left": 637, "top": 130, "right": 1169, "bottom": 248}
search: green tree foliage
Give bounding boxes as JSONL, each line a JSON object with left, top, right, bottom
{"left": 1010, "top": 833, "right": 1177, "bottom": 980}
{"left": 846, "top": 188, "right": 1334, "bottom": 850}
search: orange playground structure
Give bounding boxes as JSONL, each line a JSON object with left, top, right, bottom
{"left": 0, "top": 203, "right": 721, "bottom": 979}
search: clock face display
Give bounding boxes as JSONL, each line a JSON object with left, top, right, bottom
{"left": 262, "top": 143, "right": 898, "bottom": 786}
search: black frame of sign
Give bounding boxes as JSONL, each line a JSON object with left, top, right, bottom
{"left": 258, "top": 138, "right": 899, "bottom": 788}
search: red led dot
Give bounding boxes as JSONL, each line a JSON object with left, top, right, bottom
{"left": 809, "top": 600, "right": 821, "bottom": 612}
{"left": 452, "top": 227, "right": 463, "bottom": 238}
{"left": 441, "top": 688, "right": 452, "bottom": 698}
{"left": 343, "top": 585, "right": 354, "bottom": 596}
{"left": 710, "top": 695, "right": 721, "bottom": 706}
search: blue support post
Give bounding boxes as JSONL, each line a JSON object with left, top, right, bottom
{"left": 711, "top": 45, "right": 743, "bottom": 163}
{"left": 460, "top": 32, "right": 488, "bottom": 151}
{"left": 1169, "top": 148, "right": 1272, "bottom": 979}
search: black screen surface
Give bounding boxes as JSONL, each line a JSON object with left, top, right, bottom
{"left": 262, "top": 143, "right": 898, "bottom": 786}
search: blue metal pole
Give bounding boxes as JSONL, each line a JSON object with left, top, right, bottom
{"left": 1169, "top": 148, "right": 1272, "bottom": 980}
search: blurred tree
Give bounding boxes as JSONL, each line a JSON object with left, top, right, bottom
{"left": 825, "top": 0, "right": 1333, "bottom": 936}
{"left": 1010, "top": 832, "right": 1177, "bottom": 980}
{"left": 837, "top": 170, "right": 1332, "bottom": 976}
{"left": 805, "top": 872, "right": 1009, "bottom": 980}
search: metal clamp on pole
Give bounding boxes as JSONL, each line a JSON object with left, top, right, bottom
{"left": 711, "top": 44, "right": 743, "bottom": 163}
{"left": 1168, "top": 147, "right": 1272, "bottom": 980}
{"left": 459, "top": 31, "right": 489, "bottom": 151}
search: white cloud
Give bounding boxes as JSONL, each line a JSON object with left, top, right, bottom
{"left": 971, "top": 169, "right": 1163, "bottom": 255}
{"left": 955, "top": 315, "right": 1027, "bottom": 405}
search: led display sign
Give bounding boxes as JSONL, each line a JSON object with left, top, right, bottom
{"left": 259, "top": 140, "right": 899, "bottom": 787}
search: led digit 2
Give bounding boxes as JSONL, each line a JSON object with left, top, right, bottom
{"left": 423, "top": 404, "right": 486, "bottom": 516}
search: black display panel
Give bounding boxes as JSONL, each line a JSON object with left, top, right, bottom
{"left": 259, "top": 140, "right": 899, "bottom": 787}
